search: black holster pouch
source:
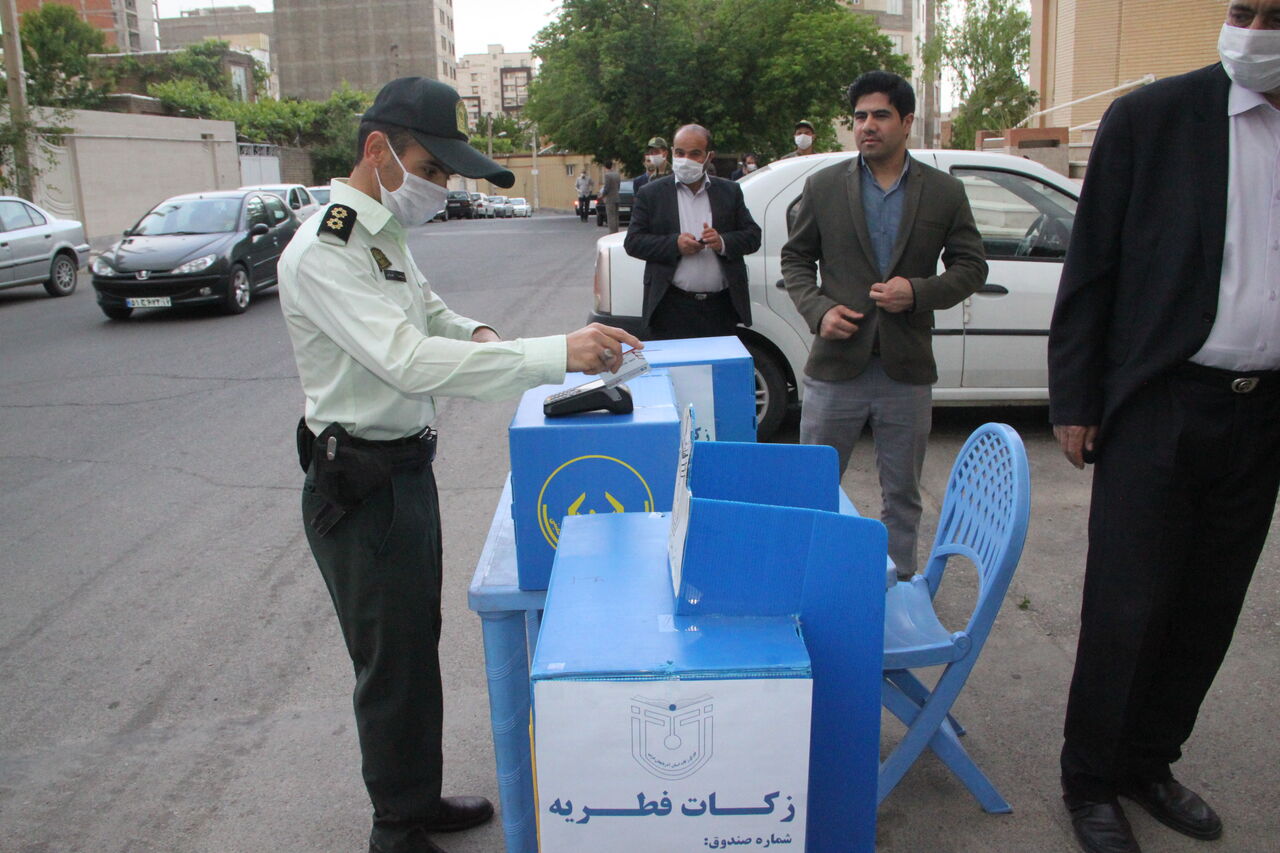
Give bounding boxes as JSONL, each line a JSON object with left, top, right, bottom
{"left": 296, "top": 417, "right": 315, "bottom": 472}
{"left": 311, "top": 422, "right": 392, "bottom": 511}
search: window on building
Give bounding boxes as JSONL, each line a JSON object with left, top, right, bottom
{"left": 885, "top": 0, "right": 903, "bottom": 14}
{"left": 565, "top": 164, "right": 575, "bottom": 176}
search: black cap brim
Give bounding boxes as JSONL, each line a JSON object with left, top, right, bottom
{"left": 409, "top": 131, "right": 515, "bottom": 189}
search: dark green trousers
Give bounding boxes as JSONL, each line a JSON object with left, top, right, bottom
{"left": 303, "top": 461, "right": 444, "bottom": 847}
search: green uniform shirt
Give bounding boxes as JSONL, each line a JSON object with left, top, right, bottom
{"left": 279, "top": 179, "right": 567, "bottom": 440}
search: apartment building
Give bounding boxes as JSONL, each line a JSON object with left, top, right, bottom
{"left": 273, "top": 0, "right": 458, "bottom": 100}
{"left": 157, "top": 5, "right": 275, "bottom": 49}
{"left": 837, "top": 0, "right": 939, "bottom": 148}
{"left": 457, "top": 44, "right": 535, "bottom": 129}
{"left": 17, "top": 0, "right": 159, "bottom": 53}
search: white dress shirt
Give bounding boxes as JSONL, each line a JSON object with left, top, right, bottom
{"left": 1191, "top": 83, "right": 1280, "bottom": 371}
{"left": 672, "top": 178, "right": 727, "bottom": 293}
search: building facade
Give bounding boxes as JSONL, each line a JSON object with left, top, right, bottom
{"left": 273, "top": 0, "right": 457, "bottom": 100}
{"left": 17, "top": 0, "right": 160, "bottom": 52}
{"left": 157, "top": 5, "right": 275, "bottom": 49}
{"left": 1029, "top": 0, "right": 1221, "bottom": 137}
{"left": 838, "top": 0, "right": 939, "bottom": 149}
{"left": 458, "top": 44, "right": 535, "bottom": 128}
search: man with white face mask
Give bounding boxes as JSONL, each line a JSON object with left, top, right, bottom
{"left": 277, "top": 77, "right": 641, "bottom": 853}
{"left": 632, "top": 135, "right": 669, "bottom": 193}
{"left": 624, "top": 123, "right": 761, "bottom": 340}
{"left": 1049, "top": 4, "right": 1280, "bottom": 852}
{"left": 778, "top": 119, "right": 818, "bottom": 159}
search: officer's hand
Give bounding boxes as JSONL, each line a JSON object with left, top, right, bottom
{"left": 819, "top": 305, "right": 864, "bottom": 340}
{"left": 677, "top": 233, "right": 704, "bottom": 256}
{"left": 700, "top": 222, "right": 723, "bottom": 253}
{"left": 1054, "top": 425, "right": 1098, "bottom": 470}
{"left": 869, "top": 276, "right": 915, "bottom": 313}
{"left": 471, "top": 326, "right": 501, "bottom": 343}
{"left": 566, "top": 323, "right": 645, "bottom": 374}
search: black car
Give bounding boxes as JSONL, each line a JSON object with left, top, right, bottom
{"left": 90, "top": 190, "right": 300, "bottom": 320}
{"left": 445, "top": 190, "right": 474, "bottom": 220}
{"left": 597, "top": 180, "right": 635, "bottom": 227}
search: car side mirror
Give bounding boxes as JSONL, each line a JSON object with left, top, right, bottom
{"left": 250, "top": 222, "right": 270, "bottom": 236}
{"left": 122, "top": 227, "right": 133, "bottom": 237}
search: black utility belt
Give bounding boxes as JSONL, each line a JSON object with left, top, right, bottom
{"left": 296, "top": 419, "right": 436, "bottom": 536}
{"left": 668, "top": 287, "right": 729, "bottom": 302}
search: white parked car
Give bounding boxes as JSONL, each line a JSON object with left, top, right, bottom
{"left": 589, "top": 150, "right": 1080, "bottom": 438}
{"left": 0, "top": 196, "right": 90, "bottom": 298}
{"left": 509, "top": 197, "right": 532, "bottom": 218}
{"left": 240, "top": 183, "right": 322, "bottom": 223}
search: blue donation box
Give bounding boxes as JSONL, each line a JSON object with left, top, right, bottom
{"left": 531, "top": 515, "right": 813, "bottom": 853}
{"left": 529, "top": 421, "right": 887, "bottom": 852}
{"left": 508, "top": 370, "right": 681, "bottom": 590}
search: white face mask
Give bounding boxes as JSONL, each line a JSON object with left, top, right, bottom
{"left": 645, "top": 154, "right": 667, "bottom": 169}
{"left": 794, "top": 133, "right": 813, "bottom": 150}
{"left": 1218, "top": 22, "right": 1280, "bottom": 94}
{"left": 377, "top": 144, "right": 449, "bottom": 227}
{"left": 671, "top": 156, "right": 705, "bottom": 184}
{"left": 744, "top": 163, "right": 758, "bottom": 172}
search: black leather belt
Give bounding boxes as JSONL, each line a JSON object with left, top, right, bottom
{"left": 1173, "top": 361, "right": 1280, "bottom": 395}
{"left": 669, "top": 287, "right": 729, "bottom": 302}
{"left": 346, "top": 426, "right": 438, "bottom": 468}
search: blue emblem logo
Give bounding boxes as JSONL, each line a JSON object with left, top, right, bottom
{"left": 630, "top": 695, "right": 714, "bottom": 780}
{"left": 537, "top": 455, "right": 655, "bottom": 548}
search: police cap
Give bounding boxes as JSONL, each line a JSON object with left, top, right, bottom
{"left": 363, "top": 77, "right": 515, "bottom": 188}
{"left": 645, "top": 136, "right": 669, "bottom": 150}
{"left": 794, "top": 120, "right": 816, "bottom": 132}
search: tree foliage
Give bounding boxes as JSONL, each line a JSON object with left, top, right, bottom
{"left": 20, "top": 3, "right": 112, "bottom": 108}
{"left": 470, "top": 112, "right": 538, "bottom": 155}
{"left": 525, "top": 0, "right": 908, "bottom": 172}
{"left": 922, "top": 0, "right": 1038, "bottom": 148}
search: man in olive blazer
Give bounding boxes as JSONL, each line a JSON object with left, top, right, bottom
{"left": 782, "top": 71, "right": 986, "bottom": 575}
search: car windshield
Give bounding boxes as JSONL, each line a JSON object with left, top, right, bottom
{"left": 309, "top": 187, "right": 330, "bottom": 204}
{"left": 132, "top": 198, "right": 240, "bottom": 235}
{"left": 448, "top": 191, "right": 469, "bottom": 199}
{"left": 487, "top": 196, "right": 505, "bottom": 203}
{"left": 510, "top": 198, "right": 527, "bottom": 205}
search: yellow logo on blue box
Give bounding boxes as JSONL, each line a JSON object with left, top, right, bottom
{"left": 537, "top": 455, "right": 655, "bottom": 548}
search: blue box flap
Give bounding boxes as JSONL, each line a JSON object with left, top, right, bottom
{"left": 531, "top": 513, "right": 811, "bottom": 681}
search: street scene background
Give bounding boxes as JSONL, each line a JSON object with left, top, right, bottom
{"left": 2, "top": 213, "right": 1277, "bottom": 852}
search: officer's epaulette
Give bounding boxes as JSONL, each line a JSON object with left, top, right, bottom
{"left": 318, "top": 204, "right": 356, "bottom": 244}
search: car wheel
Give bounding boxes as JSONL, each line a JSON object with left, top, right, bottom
{"left": 101, "top": 303, "right": 132, "bottom": 320}
{"left": 44, "top": 253, "right": 79, "bottom": 297}
{"left": 743, "top": 340, "right": 788, "bottom": 441}
{"left": 222, "top": 264, "right": 251, "bottom": 315}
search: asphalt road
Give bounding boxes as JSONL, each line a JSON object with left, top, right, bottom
{"left": 1, "top": 213, "right": 1276, "bottom": 853}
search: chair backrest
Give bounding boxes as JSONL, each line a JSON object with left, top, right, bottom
{"left": 921, "top": 423, "right": 1031, "bottom": 643}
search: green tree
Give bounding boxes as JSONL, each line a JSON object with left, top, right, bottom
{"left": 20, "top": 3, "right": 112, "bottom": 108}
{"left": 525, "top": 0, "right": 908, "bottom": 173}
{"left": 470, "top": 112, "right": 537, "bottom": 155}
{"left": 922, "top": 0, "right": 1038, "bottom": 148}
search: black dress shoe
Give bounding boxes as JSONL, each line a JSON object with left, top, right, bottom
{"left": 1065, "top": 796, "right": 1142, "bottom": 853}
{"left": 426, "top": 795, "right": 495, "bottom": 833}
{"left": 1119, "top": 778, "right": 1223, "bottom": 840}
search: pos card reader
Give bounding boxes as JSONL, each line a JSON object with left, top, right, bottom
{"left": 543, "top": 380, "right": 633, "bottom": 417}
{"left": 543, "top": 349, "right": 650, "bottom": 417}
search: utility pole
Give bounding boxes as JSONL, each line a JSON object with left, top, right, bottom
{"left": 1, "top": 0, "right": 34, "bottom": 199}
{"left": 530, "top": 121, "right": 538, "bottom": 212}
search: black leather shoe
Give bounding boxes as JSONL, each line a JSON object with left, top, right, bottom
{"left": 426, "top": 795, "right": 494, "bottom": 833}
{"left": 1065, "top": 796, "right": 1142, "bottom": 853}
{"left": 1119, "top": 778, "right": 1223, "bottom": 841}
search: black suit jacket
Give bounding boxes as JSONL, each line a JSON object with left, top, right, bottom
{"left": 1048, "top": 64, "right": 1230, "bottom": 439}
{"left": 624, "top": 175, "right": 762, "bottom": 328}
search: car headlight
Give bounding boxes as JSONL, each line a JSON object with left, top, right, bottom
{"left": 91, "top": 256, "right": 116, "bottom": 276}
{"left": 170, "top": 254, "right": 218, "bottom": 275}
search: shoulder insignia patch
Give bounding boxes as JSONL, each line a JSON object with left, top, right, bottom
{"left": 370, "top": 247, "right": 391, "bottom": 271}
{"left": 318, "top": 204, "right": 356, "bottom": 243}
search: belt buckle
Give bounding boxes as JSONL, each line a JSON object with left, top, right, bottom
{"left": 1231, "top": 377, "right": 1259, "bottom": 394}
{"left": 693, "top": 292, "right": 708, "bottom": 301}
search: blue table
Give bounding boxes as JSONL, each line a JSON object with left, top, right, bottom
{"left": 467, "top": 476, "right": 873, "bottom": 853}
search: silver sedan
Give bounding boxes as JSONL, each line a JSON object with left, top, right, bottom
{"left": 0, "top": 197, "right": 90, "bottom": 298}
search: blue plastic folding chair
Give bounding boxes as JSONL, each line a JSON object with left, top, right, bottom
{"left": 879, "top": 423, "right": 1031, "bottom": 813}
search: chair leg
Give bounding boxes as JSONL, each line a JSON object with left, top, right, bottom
{"left": 885, "top": 669, "right": 966, "bottom": 736}
{"left": 879, "top": 661, "right": 993, "bottom": 809}
{"left": 925, "top": 719, "right": 1012, "bottom": 814}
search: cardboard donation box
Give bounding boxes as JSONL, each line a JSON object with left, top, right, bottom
{"left": 508, "top": 370, "right": 681, "bottom": 590}
{"left": 640, "top": 336, "right": 757, "bottom": 442}
{"left": 531, "top": 515, "right": 812, "bottom": 853}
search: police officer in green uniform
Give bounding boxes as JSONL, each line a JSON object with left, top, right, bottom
{"left": 278, "top": 77, "right": 642, "bottom": 853}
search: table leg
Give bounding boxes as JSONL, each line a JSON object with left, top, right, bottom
{"left": 478, "top": 610, "right": 538, "bottom": 853}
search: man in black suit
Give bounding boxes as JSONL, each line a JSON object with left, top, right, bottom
{"left": 624, "top": 124, "right": 761, "bottom": 340}
{"left": 1049, "top": 4, "right": 1280, "bottom": 852}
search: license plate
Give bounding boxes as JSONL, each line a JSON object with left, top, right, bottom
{"left": 125, "top": 297, "right": 171, "bottom": 308}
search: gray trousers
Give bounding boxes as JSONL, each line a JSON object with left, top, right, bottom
{"left": 800, "top": 358, "right": 932, "bottom": 576}
{"left": 604, "top": 199, "right": 620, "bottom": 233}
